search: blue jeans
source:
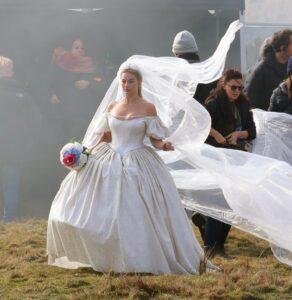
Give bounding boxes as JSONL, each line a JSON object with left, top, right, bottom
{"left": 1, "top": 165, "right": 21, "bottom": 223}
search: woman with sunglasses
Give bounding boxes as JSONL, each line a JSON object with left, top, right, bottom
{"left": 268, "top": 56, "right": 292, "bottom": 114}
{"left": 205, "top": 68, "right": 256, "bottom": 149}
{"left": 202, "top": 68, "right": 256, "bottom": 258}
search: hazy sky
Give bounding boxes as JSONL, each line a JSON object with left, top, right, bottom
{"left": 245, "top": 0, "right": 292, "bottom": 24}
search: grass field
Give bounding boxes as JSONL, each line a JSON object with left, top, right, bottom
{"left": 0, "top": 220, "right": 291, "bottom": 300}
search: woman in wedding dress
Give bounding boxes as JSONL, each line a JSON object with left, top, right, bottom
{"left": 47, "top": 66, "right": 206, "bottom": 274}
{"left": 47, "top": 19, "right": 292, "bottom": 271}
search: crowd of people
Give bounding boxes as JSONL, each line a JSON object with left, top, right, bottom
{"left": 170, "top": 27, "right": 292, "bottom": 259}
{"left": 0, "top": 39, "right": 104, "bottom": 222}
{"left": 1, "top": 22, "right": 292, "bottom": 275}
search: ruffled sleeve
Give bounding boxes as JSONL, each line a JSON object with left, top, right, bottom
{"left": 146, "top": 116, "right": 170, "bottom": 140}
{"left": 94, "top": 112, "right": 110, "bottom": 136}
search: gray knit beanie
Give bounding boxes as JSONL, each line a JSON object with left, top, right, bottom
{"left": 172, "top": 30, "right": 199, "bottom": 55}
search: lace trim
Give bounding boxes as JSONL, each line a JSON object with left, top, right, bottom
{"left": 107, "top": 111, "right": 158, "bottom": 121}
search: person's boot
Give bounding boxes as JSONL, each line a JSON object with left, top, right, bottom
{"left": 215, "top": 244, "right": 234, "bottom": 259}
{"left": 191, "top": 213, "right": 206, "bottom": 240}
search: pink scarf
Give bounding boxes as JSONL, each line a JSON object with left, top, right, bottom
{"left": 52, "top": 48, "right": 96, "bottom": 74}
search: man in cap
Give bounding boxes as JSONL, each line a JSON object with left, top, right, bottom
{"left": 172, "top": 30, "right": 218, "bottom": 104}
{"left": 172, "top": 30, "right": 219, "bottom": 244}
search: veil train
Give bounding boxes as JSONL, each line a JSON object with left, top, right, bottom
{"left": 83, "top": 20, "right": 292, "bottom": 266}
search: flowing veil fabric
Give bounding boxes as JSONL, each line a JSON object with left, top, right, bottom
{"left": 83, "top": 20, "right": 292, "bottom": 266}
{"left": 252, "top": 109, "right": 292, "bottom": 165}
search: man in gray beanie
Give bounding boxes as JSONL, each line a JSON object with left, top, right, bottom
{"left": 172, "top": 30, "right": 219, "bottom": 244}
{"left": 172, "top": 30, "right": 217, "bottom": 104}
{"left": 172, "top": 30, "right": 199, "bottom": 59}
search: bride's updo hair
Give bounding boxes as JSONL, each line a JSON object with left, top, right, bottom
{"left": 120, "top": 67, "right": 143, "bottom": 97}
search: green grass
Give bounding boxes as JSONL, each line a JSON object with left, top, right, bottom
{"left": 0, "top": 220, "right": 291, "bottom": 300}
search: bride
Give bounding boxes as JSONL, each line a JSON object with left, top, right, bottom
{"left": 47, "top": 66, "right": 207, "bottom": 274}
{"left": 47, "top": 20, "right": 244, "bottom": 273}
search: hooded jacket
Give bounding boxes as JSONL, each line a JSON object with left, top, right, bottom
{"left": 245, "top": 52, "right": 287, "bottom": 110}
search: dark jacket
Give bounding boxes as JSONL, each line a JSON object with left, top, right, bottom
{"left": 268, "top": 82, "right": 292, "bottom": 114}
{"left": 205, "top": 96, "right": 256, "bottom": 147}
{"left": 245, "top": 52, "right": 287, "bottom": 110}
{"left": 194, "top": 81, "right": 218, "bottom": 105}
{"left": 0, "top": 77, "right": 41, "bottom": 165}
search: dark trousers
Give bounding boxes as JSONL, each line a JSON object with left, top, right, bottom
{"left": 204, "top": 217, "right": 231, "bottom": 249}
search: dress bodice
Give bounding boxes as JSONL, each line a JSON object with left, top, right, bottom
{"left": 94, "top": 112, "right": 170, "bottom": 156}
{"left": 109, "top": 115, "right": 148, "bottom": 155}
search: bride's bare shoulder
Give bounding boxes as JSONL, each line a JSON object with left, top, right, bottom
{"left": 141, "top": 100, "right": 157, "bottom": 116}
{"left": 106, "top": 100, "right": 118, "bottom": 112}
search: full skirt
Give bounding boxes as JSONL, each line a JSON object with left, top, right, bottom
{"left": 47, "top": 143, "right": 204, "bottom": 274}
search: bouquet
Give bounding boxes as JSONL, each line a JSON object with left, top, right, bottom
{"left": 60, "top": 141, "right": 90, "bottom": 171}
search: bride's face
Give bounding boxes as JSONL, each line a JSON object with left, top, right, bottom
{"left": 121, "top": 72, "right": 140, "bottom": 96}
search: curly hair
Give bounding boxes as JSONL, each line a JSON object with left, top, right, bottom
{"left": 270, "top": 29, "right": 292, "bottom": 52}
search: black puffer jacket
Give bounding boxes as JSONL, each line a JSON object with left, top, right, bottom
{"left": 245, "top": 52, "right": 287, "bottom": 110}
{"left": 268, "top": 82, "right": 292, "bottom": 114}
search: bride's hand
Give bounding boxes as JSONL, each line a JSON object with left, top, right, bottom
{"left": 162, "top": 141, "right": 174, "bottom": 151}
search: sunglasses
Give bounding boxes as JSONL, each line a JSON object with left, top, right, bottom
{"left": 227, "top": 84, "right": 244, "bottom": 92}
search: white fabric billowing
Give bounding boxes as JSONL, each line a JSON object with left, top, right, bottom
{"left": 252, "top": 109, "right": 292, "bottom": 165}
{"left": 82, "top": 20, "right": 292, "bottom": 267}
{"left": 47, "top": 114, "right": 204, "bottom": 274}
{"left": 83, "top": 20, "right": 243, "bottom": 148}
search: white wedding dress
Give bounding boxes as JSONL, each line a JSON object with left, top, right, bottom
{"left": 47, "top": 112, "right": 204, "bottom": 274}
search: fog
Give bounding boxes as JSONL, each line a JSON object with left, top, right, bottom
{"left": 0, "top": 0, "right": 242, "bottom": 219}
{"left": 245, "top": 0, "right": 292, "bottom": 24}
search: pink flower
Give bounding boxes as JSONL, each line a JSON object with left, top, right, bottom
{"left": 63, "top": 153, "right": 77, "bottom": 167}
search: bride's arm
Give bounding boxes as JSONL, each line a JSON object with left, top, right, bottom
{"left": 99, "top": 132, "right": 112, "bottom": 143}
{"left": 145, "top": 103, "right": 174, "bottom": 151}
{"left": 150, "top": 137, "right": 174, "bottom": 151}
{"left": 87, "top": 132, "right": 112, "bottom": 153}
{"left": 88, "top": 101, "right": 116, "bottom": 152}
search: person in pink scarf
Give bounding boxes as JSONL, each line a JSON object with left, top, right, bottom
{"left": 48, "top": 39, "right": 102, "bottom": 143}
{"left": 52, "top": 39, "right": 101, "bottom": 95}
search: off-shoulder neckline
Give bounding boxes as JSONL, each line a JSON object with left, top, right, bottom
{"left": 107, "top": 111, "right": 158, "bottom": 121}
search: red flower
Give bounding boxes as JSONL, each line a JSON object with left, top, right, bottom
{"left": 63, "top": 153, "right": 77, "bottom": 167}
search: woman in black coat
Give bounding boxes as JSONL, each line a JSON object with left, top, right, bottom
{"left": 205, "top": 69, "right": 256, "bottom": 149}
{"left": 203, "top": 68, "right": 256, "bottom": 258}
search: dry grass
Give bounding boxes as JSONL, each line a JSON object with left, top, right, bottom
{"left": 0, "top": 220, "right": 291, "bottom": 300}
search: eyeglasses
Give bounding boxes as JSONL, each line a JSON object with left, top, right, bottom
{"left": 227, "top": 84, "right": 244, "bottom": 92}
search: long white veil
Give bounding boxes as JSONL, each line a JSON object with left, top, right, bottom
{"left": 83, "top": 20, "right": 292, "bottom": 266}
